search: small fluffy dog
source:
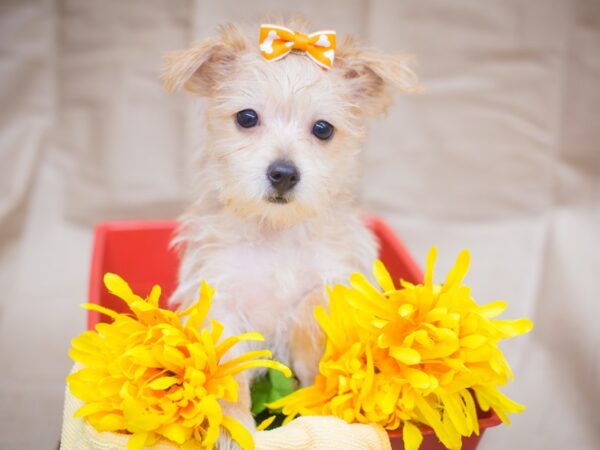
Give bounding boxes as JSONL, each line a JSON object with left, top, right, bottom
{"left": 162, "top": 19, "right": 418, "bottom": 448}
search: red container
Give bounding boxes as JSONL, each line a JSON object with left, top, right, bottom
{"left": 87, "top": 217, "right": 500, "bottom": 449}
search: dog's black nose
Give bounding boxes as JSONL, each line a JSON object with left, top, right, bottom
{"left": 267, "top": 160, "right": 300, "bottom": 194}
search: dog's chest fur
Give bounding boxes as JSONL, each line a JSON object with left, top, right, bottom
{"left": 208, "top": 230, "right": 334, "bottom": 328}
{"left": 173, "top": 210, "right": 377, "bottom": 362}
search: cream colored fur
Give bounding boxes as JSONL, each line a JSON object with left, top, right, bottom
{"left": 162, "top": 20, "right": 418, "bottom": 449}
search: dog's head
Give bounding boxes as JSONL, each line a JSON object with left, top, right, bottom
{"left": 163, "top": 21, "right": 419, "bottom": 228}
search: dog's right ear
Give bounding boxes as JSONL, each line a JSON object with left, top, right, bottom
{"left": 335, "top": 37, "right": 421, "bottom": 116}
{"left": 162, "top": 24, "right": 248, "bottom": 96}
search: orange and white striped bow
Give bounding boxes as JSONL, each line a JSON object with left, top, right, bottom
{"left": 259, "top": 24, "right": 336, "bottom": 70}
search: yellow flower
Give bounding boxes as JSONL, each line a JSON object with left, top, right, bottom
{"left": 269, "top": 247, "right": 533, "bottom": 450}
{"left": 68, "top": 274, "right": 291, "bottom": 450}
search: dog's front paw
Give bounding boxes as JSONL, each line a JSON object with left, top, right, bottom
{"left": 290, "top": 289, "right": 326, "bottom": 387}
{"left": 216, "top": 401, "right": 256, "bottom": 450}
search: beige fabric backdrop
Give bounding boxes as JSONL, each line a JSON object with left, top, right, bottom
{"left": 1, "top": 0, "right": 599, "bottom": 449}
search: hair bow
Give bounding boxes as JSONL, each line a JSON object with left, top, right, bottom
{"left": 259, "top": 24, "right": 336, "bottom": 69}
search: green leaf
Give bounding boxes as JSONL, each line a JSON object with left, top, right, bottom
{"left": 268, "top": 368, "right": 295, "bottom": 399}
{"left": 250, "top": 374, "right": 272, "bottom": 415}
{"left": 250, "top": 368, "right": 298, "bottom": 420}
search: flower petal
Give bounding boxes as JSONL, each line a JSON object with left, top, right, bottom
{"left": 390, "top": 347, "right": 421, "bottom": 365}
{"left": 373, "top": 259, "right": 396, "bottom": 292}
{"left": 104, "top": 273, "right": 140, "bottom": 305}
{"left": 148, "top": 376, "right": 179, "bottom": 390}
{"left": 80, "top": 303, "right": 119, "bottom": 319}
{"left": 256, "top": 415, "right": 276, "bottom": 431}
{"left": 126, "top": 432, "right": 148, "bottom": 450}
{"left": 424, "top": 246, "right": 438, "bottom": 287}
{"left": 478, "top": 301, "right": 507, "bottom": 318}
{"left": 221, "top": 416, "right": 254, "bottom": 450}
{"left": 402, "top": 422, "right": 423, "bottom": 450}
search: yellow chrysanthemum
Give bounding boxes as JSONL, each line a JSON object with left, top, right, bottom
{"left": 68, "top": 274, "right": 291, "bottom": 450}
{"left": 269, "top": 247, "right": 533, "bottom": 450}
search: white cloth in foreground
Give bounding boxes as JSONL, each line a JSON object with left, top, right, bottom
{"left": 60, "top": 372, "right": 390, "bottom": 450}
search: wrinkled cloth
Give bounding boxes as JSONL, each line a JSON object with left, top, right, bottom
{"left": 254, "top": 416, "right": 391, "bottom": 450}
{"left": 60, "top": 378, "right": 390, "bottom": 450}
{"left": 60, "top": 384, "right": 176, "bottom": 450}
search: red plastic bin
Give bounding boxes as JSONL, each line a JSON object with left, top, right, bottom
{"left": 87, "top": 216, "right": 500, "bottom": 449}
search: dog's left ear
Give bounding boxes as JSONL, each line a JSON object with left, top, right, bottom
{"left": 335, "top": 39, "right": 421, "bottom": 116}
{"left": 162, "top": 24, "right": 248, "bottom": 96}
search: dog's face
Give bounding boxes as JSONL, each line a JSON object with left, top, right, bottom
{"left": 204, "top": 54, "right": 366, "bottom": 228}
{"left": 163, "top": 23, "right": 418, "bottom": 228}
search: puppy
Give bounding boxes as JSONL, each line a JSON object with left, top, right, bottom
{"left": 162, "top": 19, "right": 418, "bottom": 448}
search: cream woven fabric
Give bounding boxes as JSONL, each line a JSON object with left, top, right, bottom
{"left": 60, "top": 383, "right": 176, "bottom": 450}
{"left": 60, "top": 371, "right": 390, "bottom": 450}
{"left": 254, "top": 416, "right": 391, "bottom": 450}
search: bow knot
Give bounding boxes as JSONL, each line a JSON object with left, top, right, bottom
{"left": 259, "top": 24, "right": 336, "bottom": 69}
{"left": 292, "top": 32, "right": 309, "bottom": 52}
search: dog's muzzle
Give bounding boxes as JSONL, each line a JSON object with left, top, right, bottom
{"left": 266, "top": 160, "right": 300, "bottom": 202}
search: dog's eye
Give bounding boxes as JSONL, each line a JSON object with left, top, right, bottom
{"left": 312, "top": 120, "right": 334, "bottom": 140}
{"left": 236, "top": 109, "right": 259, "bottom": 128}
